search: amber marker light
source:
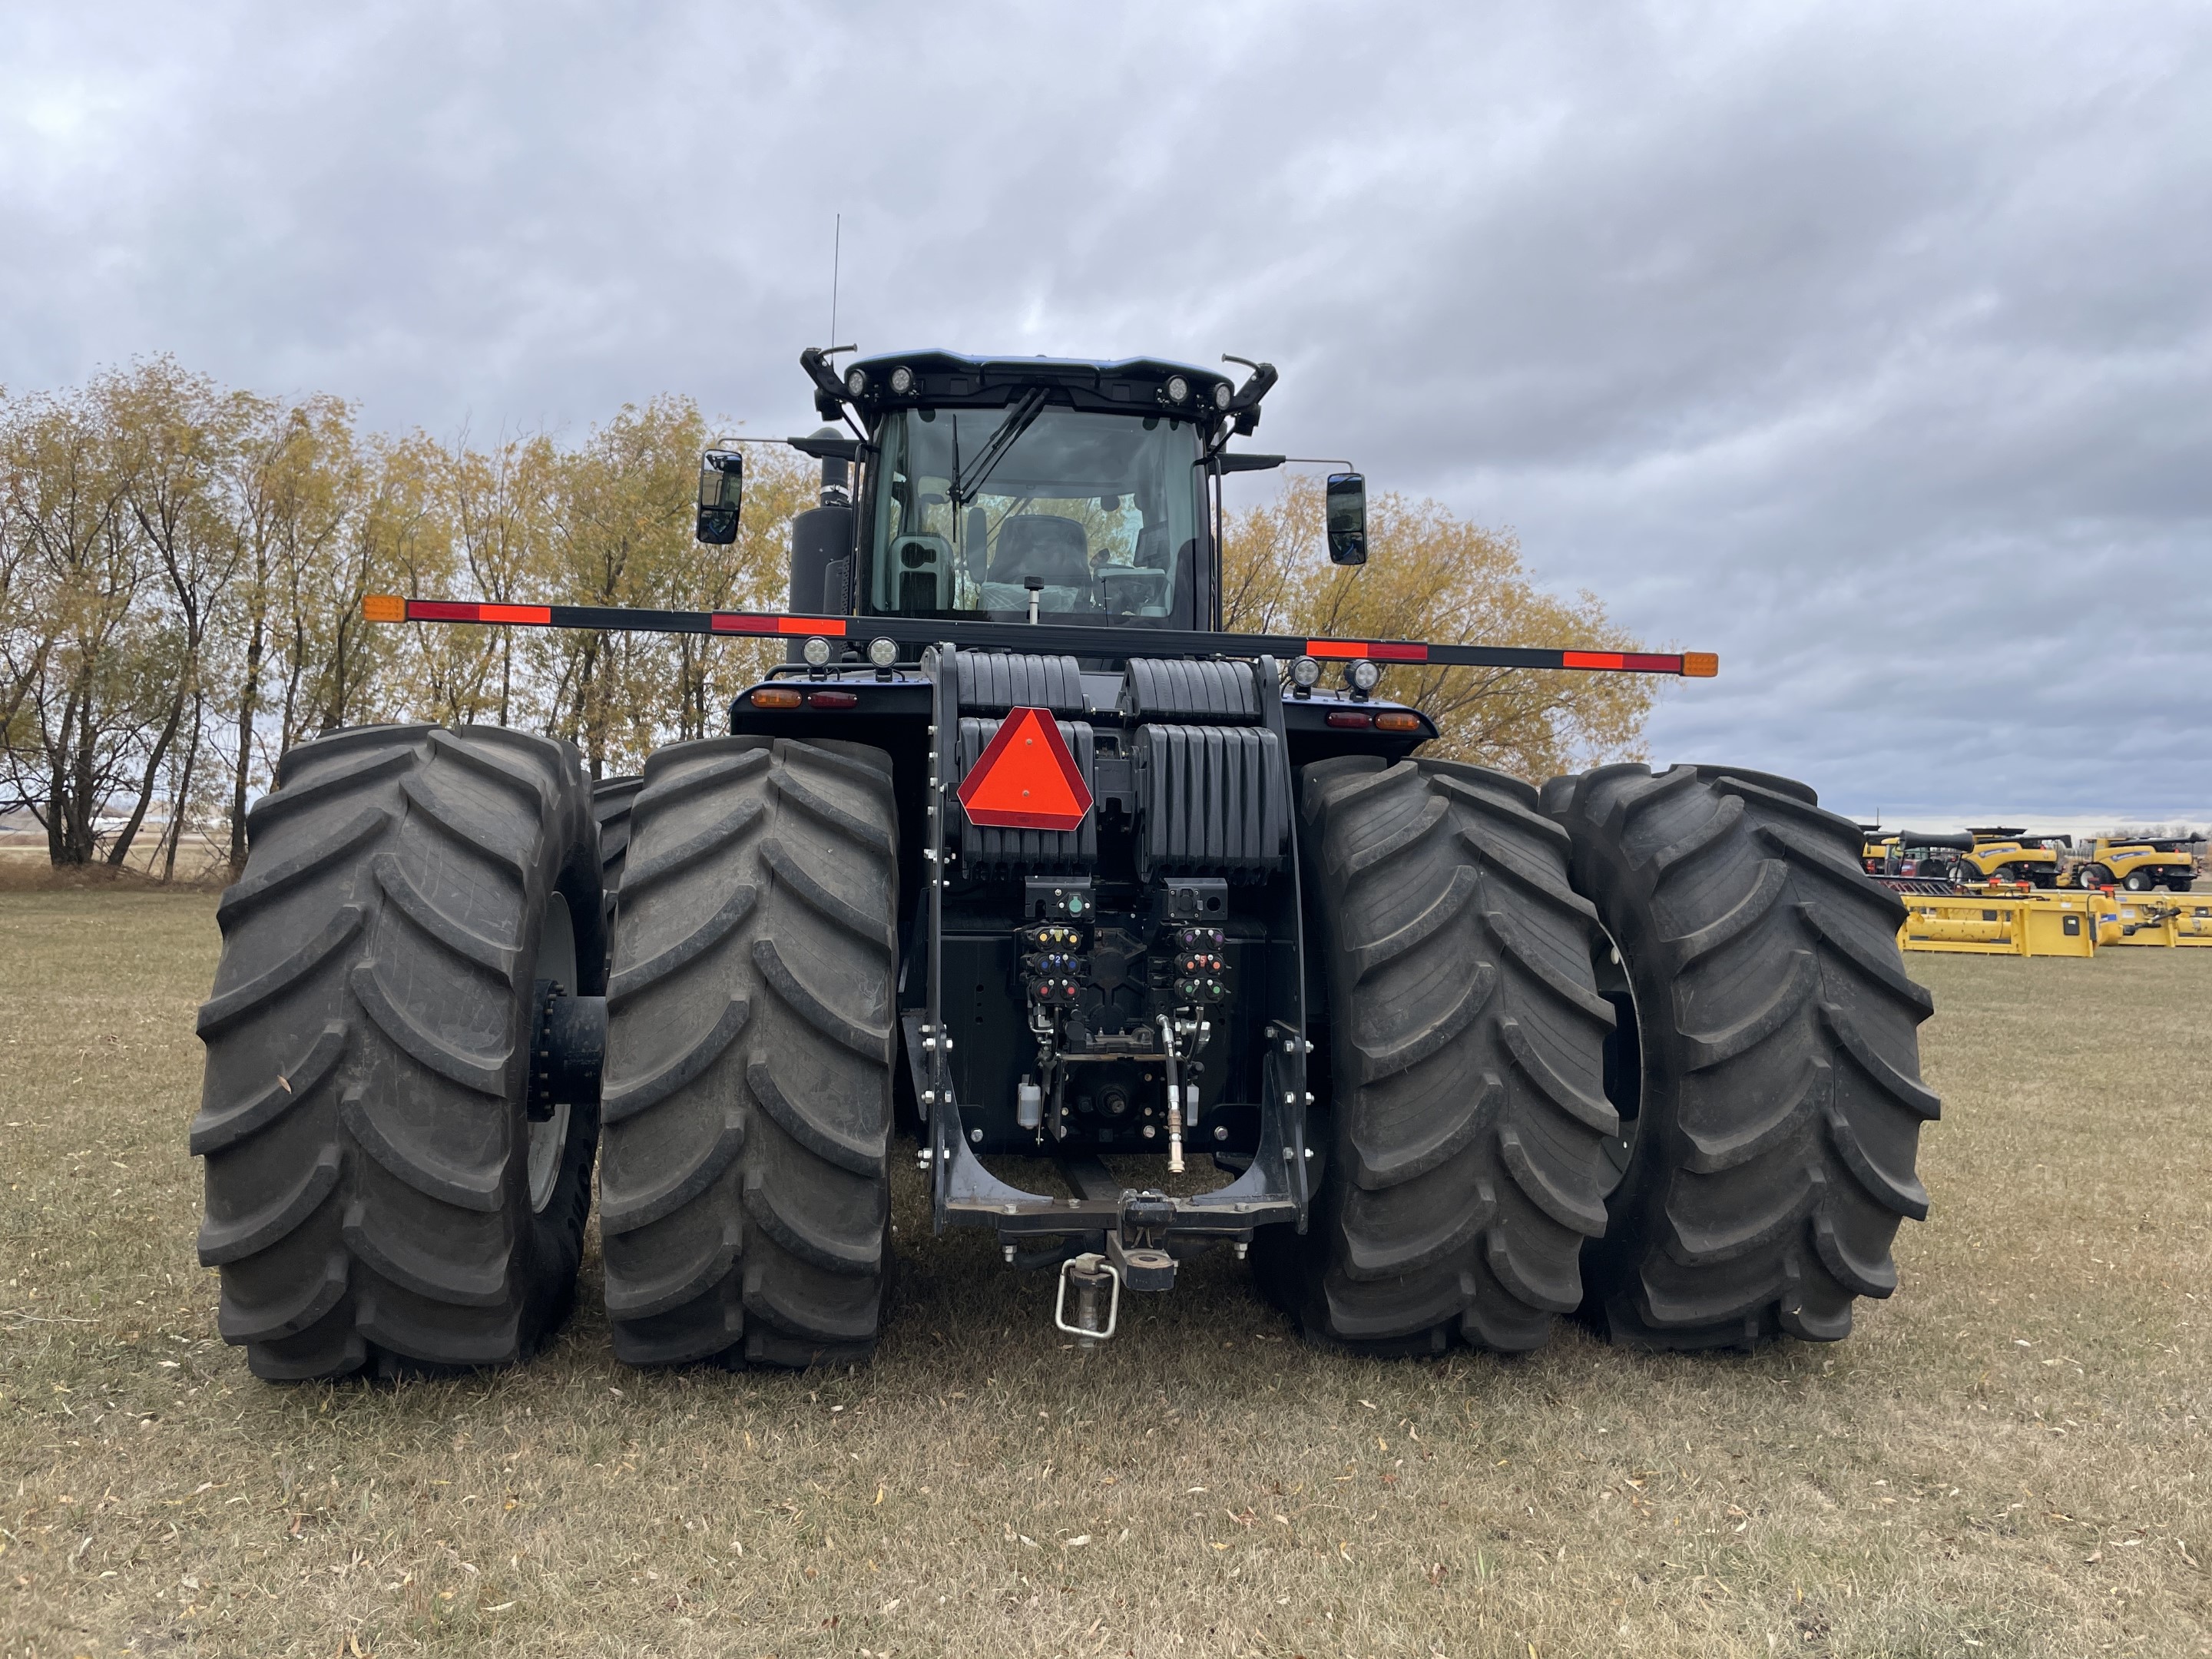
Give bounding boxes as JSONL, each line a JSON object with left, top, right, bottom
{"left": 362, "top": 594, "right": 406, "bottom": 623}
{"left": 750, "top": 687, "right": 804, "bottom": 709}
{"left": 1374, "top": 710, "right": 1423, "bottom": 733}
{"left": 1682, "top": 652, "right": 1720, "bottom": 677}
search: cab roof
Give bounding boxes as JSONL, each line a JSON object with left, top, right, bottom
{"left": 839, "top": 349, "right": 1237, "bottom": 421}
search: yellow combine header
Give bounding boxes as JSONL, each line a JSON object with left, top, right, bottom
{"left": 1897, "top": 890, "right": 2212, "bottom": 956}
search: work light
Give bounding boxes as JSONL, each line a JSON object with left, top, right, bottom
{"left": 803, "top": 636, "right": 834, "bottom": 668}
{"left": 1346, "top": 659, "right": 1381, "bottom": 694}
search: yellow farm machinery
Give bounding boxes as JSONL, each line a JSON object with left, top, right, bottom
{"left": 2067, "top": 836, "right": 2202, "bottom": 892}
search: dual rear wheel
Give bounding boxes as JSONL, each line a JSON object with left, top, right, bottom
{"left": 194, "top": 728, "right": 896, "bottom": 1379}
{"left": 1266, "top": 758, "right": 1937, "bottom": 1354}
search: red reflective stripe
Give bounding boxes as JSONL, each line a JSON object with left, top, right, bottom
{"left": 1562, "top": 650, "right": 1683, "bottom": 673}
{"left": 711, "top": 614, "right": 849, "bottom": 637}
{"left": 409, "top": 601, "right": 481, "bottom": 622}
{"left": 405, "top": 600, "right": 550, "bottom": 625}
{"left": 1305, "top": 639, "right": 1427, "bottom": 662}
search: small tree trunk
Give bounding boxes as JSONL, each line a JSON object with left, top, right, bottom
{"left": 108, "top": 686, "right": 187, "bottom": 868}
{"left": 161, "top": 692, "right": 204, "bottom": 882}
{"left": 230, "top": 621, "right": 264, "bottom": 870}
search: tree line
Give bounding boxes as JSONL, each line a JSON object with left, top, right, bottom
{"left": 0, "top": 360, "right": 806, "bottom": 873}
{"left": 2, "top": 360, "right": 1654, "bottom": 876}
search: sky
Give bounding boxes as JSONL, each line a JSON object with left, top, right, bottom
{"left": 3, "top": 2, "right": 2207, "bottom": 826}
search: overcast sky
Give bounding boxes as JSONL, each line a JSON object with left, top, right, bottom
{"left": 4, "top": 2, "right": 2207, "bottom": 826}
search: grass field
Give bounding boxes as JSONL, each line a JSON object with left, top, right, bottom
{"left": 2, "top": 892, "right": 2207, "bottom": 1658}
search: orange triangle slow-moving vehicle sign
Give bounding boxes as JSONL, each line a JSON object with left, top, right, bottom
{"left": 956, "top": 707, "right": 1094, "bottom": 832}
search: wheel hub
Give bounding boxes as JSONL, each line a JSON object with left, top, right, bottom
{"left": 528, "top": 980, "right": 607, "bottom": 1124}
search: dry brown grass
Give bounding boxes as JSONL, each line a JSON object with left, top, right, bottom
{"left": 2, "top": 893, "right": 2207, "bottom": 1658}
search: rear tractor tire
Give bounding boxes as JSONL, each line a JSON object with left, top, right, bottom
{"left": 1260, "top": 757, "right": 1619, "bottom": 1356}
{"left": 591, "top": 775, "right": 644, "bottom": 898}
{"left": 598, "top": 737, "right": 898, "bottom": 1369}
{"left": 1545, "top": 764, "right": 1938, "bottom": 1349}
{"left": 192, "top": 724, "right": 607, "bottom": 1380}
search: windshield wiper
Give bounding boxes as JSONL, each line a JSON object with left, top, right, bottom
{"left": 951, "top": 387, "right": 1048, "bottom": 508}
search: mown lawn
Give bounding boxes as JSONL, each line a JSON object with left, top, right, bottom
{"left": 2, "top": 891, "right": 2207, "bottom": 1657}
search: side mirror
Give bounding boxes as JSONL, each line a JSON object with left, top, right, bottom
{"left": 1325, "top": 472, "right": 1367, "bottom": 566}
{"left": 696, "top": 450, "right": 743, "bottom": 545}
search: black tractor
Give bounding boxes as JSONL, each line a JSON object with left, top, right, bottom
{"left": 192, "top": 348, "right": 1936, "bottom": 1379}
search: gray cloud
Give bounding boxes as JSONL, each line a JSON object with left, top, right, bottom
{"left": 4, "top": 0, "right": 2207, "bottom": 820}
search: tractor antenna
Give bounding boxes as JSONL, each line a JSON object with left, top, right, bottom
{"left": 829, "top": 214, "right": 842, "bottom": 349}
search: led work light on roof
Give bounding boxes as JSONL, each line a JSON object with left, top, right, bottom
{"left": 889, "top": 365, "right": 915, "bottom": 394}
{"left": 1346, "top": 659, "right": 1382, "bottom": 695}
{"left": 1289, "top": 655, "right": 1323, "bottom": 690}
{"left": 867, "top": 636, "right": 899, "bottom": 669}
{"left": 1213, "top": 381, "right": 1233, "bottom": 409}
{"left": 802, "top": 635, "right": 834, "bottom": 668}
{"left": 1165, "top": 375, "right": 1190, "bottom": 404}
{"left": 845, "top": 367, "right": 867, "bottom": 396}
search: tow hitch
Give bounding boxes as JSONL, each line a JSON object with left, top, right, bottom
{"left": 1052, "top": 1189, "right": 1180, "bottom": 1343}
{"left": 1055, "top": 1255, "right": 1119, "bottom": 1345}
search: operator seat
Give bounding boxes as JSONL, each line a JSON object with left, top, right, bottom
{"left": 988, "top": 515, "right": 1091, "bottom": 589}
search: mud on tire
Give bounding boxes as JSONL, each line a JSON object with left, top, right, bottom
{"left": 598, "top": 737, "right": 898, "bottom": 1369}
{"left": 1260, "top": 756, "right": 1619, "bottom": 1355}
{"left": 192, "top": 724, "right": 606, "bottom": 1380}
{"left": 1545, "top": 763, "right": 1938, "bottom": 1348}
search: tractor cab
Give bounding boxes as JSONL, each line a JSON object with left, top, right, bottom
{"left": 703, "top": 349, "right": 1366, "bottom": 641}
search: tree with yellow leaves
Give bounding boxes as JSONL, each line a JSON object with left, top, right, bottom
{"left": 1224, "top": 476, "right": 1657, "bottom": 781}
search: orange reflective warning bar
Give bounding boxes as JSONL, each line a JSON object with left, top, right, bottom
{"left": 711, "top": 613, "right": 849, "bottom": 637}
{"left": 368, "top": 594, "right": 1715, "bottom": 679}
